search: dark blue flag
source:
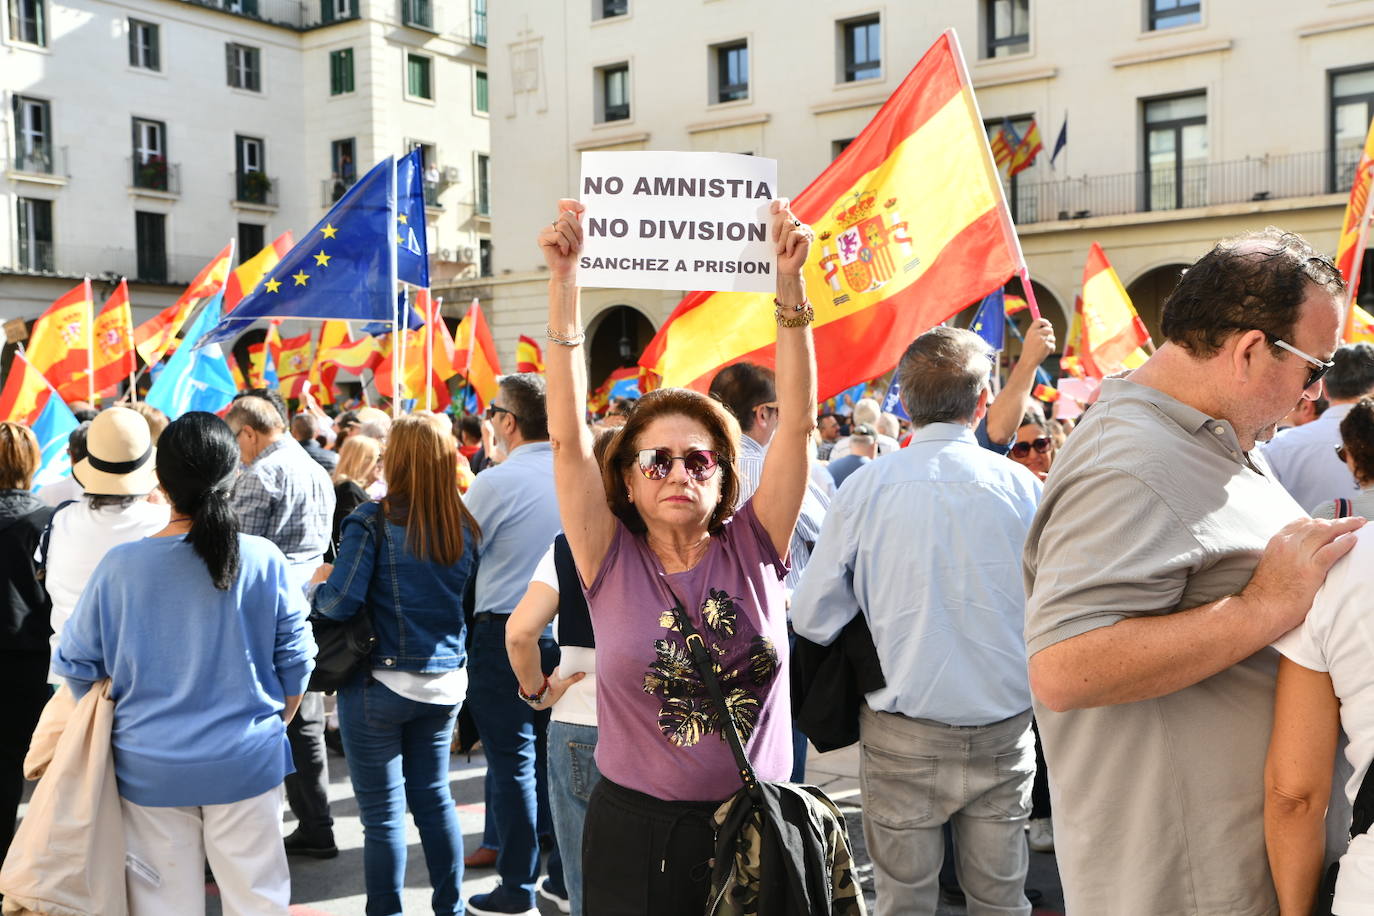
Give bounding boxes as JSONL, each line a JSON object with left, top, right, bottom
{"left": 396, "top": 148, "right": 430, "bottom": 288}
{"left": 361, "top": 292, "right": 425, "bottom": 337}
{"left": 969, "top": 289, "right": 1006, "bottom": 351}
{"left": 200, "top": 154, "right": 427, "bottom": 347}
{"left": 1050, "top": 115, "right": 1068, "bottom": 166}
{"left": 880, "top": 377, "right": 908, "bottom": 421}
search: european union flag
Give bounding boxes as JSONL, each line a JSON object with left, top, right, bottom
{"left": 146, "top": 293, "right": 239, "bottom": 419}
{"left": 880, "top": 377, "right": 909, "bottom": 421}
{"left": 201, "top": 151, "right": 428, "bottom": 347}
{"left": 969, "top": 289, "right": 1006, "bottom": 351}
{"left": 30, "top": 393, "right": 78, "bottom": 490}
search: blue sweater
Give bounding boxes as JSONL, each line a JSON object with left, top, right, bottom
{"left": 52, "top": 533, "right": 315, "bottom": 807}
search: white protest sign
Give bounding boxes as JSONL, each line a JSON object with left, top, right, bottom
{"left": 577, "top": 151, "right": 778, "bottom": 293}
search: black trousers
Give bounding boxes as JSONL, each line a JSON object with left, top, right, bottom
{"left": 285, "top": 691, "right": 333, "bottom": 838}
{"left": 1, "top": 653, "right": 51, "bottom": 862}
{"left": 582, "top": 777, "right": 722, "bottom": 916}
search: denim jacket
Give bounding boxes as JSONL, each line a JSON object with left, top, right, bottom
{"left": 312, "top": 501, "right": 475, "bottom": 672}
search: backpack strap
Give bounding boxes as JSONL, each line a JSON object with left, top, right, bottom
{"left": 1353, "top": 760, "right": 1374, "bottom": 838}
{"left": 1335, "top": 498, "right": 1354, "bottom": 519}
{"left": 36, "top": 499, "right": 78, "bottom": 582}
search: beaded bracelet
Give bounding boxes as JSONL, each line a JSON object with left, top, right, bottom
{"left": 546, "top": 325, "right": 586, "bottom": 347}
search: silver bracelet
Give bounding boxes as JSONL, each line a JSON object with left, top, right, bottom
{"left": 546, "top": 324, "right": 585, "bottom": 347}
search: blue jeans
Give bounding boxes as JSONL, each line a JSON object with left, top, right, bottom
{"left": 338, "top": 676, "right": 463, "bottom": 916}
{"left": 466, "top": 614, "right": 563, "bottom": 904}
{"left": 547, "top": 721, "right": 600, "bottom": 916}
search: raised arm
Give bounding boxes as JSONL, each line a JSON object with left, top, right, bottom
{"left": 987, "top": 317, "right": 1055, "bottom": 446}
{"left": 753, "top": 199, "right": 818, "bottom": 559}
{"left": 538, "top": 199, "right": 618, "bottom": 582}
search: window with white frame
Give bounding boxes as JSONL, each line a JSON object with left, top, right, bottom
{"left": 226, "top": 43, "right": 261, "bottom": 91}
{"left": 128, "top": 19, "right": 159, "bottom": 70}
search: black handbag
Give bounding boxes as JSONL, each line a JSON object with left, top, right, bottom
{"left": 307, "top": 506, "right": 384, "bottom": 693}
{"left": 660, "top": 581, "right": 866, "bottom": 916}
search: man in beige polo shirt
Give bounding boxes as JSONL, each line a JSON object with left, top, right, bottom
{"left": 1025, "top": 228, "right": 1365, "bottom": 915}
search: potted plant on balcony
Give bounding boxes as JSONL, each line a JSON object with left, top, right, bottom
{"left": 241, "top": 169, "right": 272, "bottom": 203}
{"left": 137, "top": 155, "right": 169, "bottom": 191}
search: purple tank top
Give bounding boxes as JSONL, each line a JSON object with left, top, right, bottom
{"left": 586, "top": 500, "right": 793, "bottom": 802}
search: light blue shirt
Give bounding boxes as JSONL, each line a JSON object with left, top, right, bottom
{"left": 1261, "top": 403, "right": 1359, "bottom": 512}
{"left": 464, "top": 441, "right": 561, "bottom": 615}
{"left": 790, "top": 422, "right": 1041, "bottom": 725}
{"left": 735, "top": 433, "right": 828, "bottom": 593}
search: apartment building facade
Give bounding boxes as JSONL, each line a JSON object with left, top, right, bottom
{"left": 483, "top": 0, "right": 1374, "bottom": 382}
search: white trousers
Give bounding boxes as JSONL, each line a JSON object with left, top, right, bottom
{"left": 120, "top": 784, "right": 290, "bottom": 916}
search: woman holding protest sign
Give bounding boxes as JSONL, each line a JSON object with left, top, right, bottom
{"left": 537, "top": 194, "right": 817, "bottom": 913}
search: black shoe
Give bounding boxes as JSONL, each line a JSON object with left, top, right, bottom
{"left": 284, "top": 829, "right": 338, "bottom": 859}
{"left": 324, "top": 727, "right": 345, "bottom": 757}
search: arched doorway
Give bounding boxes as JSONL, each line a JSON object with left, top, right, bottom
{"left": 1126, "top": 264, "right": 1188, "bottom": 342}
{"left": 586, "top": 305, "right": 655, "bottom": 391}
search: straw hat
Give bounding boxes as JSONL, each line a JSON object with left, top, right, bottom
{"left": 74, "top": 407, "right": 158, "bottom": 496}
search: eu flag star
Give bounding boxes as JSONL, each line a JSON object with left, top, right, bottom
{"left": 396, "top": 233, "right": 405, "bottom": 244}
{"left": 292, "top": 270, "right": 310, "bottom": 286}
{"left": 321, "top": 224, "right": 339, "bottom": 239}
{"left": 264, "top": 278, "right": 282, "bottom": 293}
{"left": 314, "top": 250, "right": 332, "bottom": 267}
{"left": 397, "top": 214, "right": 408, "bottom": 225}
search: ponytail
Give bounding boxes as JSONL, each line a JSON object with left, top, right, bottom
{"left": 155, "top": 412, "right": 244, "bottom": 591}
{"left": 187, "top": 485, "right": 240, "bottom": 590}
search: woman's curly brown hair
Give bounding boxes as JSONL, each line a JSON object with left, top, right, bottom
{"left": 1339, "top": 398, "right": 1374, "bottom": 487}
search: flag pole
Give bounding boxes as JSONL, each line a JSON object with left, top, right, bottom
{"left": 389, "top": 155, "right": 401, "bottom": 420}
{"left": 424, "top": 291, "right": 434, "bottom": 411}
{"left": 126, "top": 278, "right": 138, "bottom": 403}
{"left": 84, "top": 276, "right": 95, "bottom": 404}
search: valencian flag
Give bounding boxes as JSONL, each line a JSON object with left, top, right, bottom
{"left": 1075, "top": 243, "right": 1152, "bottom": 376}
{"left": 135, "top": 243, "right": 234, "bottom": 366}
{"left": 0, "top": 350, "right": 55, "bottom": 424}
{"left": 989, "top": 118, "right": 1021, "bottom": 172}
{"left": 145, "top": 292, "right": 239, "bottom": 418}
{"left": 517, "top": 335, "right": 545, "bottom": 373}
{"left": 1337, "top": 116, "right": 1374, "bottom": 339}
{"left": 453, "top": 299, "right": 502, "bottom": 410}
{"left": 1007, "top": 119, "right": 1043, "bottom": 178}
{"left": 91, "top": 279, "right": 135, "bottom": 395}
{"left": 225, "top": 232, "right": 294, "bottom": 312}
{"left": 26, "top": 279, "right": 93, "bottom": 403}
{"left": 200, "top": 149, "right": 429, "bottom": 347}
{"left": 640, "top": 30, "right": 1023, "bottom": 399}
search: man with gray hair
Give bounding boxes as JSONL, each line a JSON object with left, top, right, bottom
{"left": 227, "top": 395, "right": 338, "bottom": 858}
{"left": 1025, "top": 229, "right": 1362, "bottom": 914}
{"left": 792, "top": 326, "right": 1042, "bottom": 916}
{"left": 1263, "top": 341, "right": 1374, "bottom": 511}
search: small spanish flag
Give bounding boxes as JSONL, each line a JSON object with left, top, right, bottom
{"left": 517, "top": 335, "right": 545, "bottom": 374}
{"left": 1033, "top": 383, "right": 1060, "bottom": 403}
{"left": 26, "top": 280, "right": 94, "bottom": 403}
{"left": 1337, "top": 115, "right": 1374, "bottom": 339}
{"left": 91, "top": 279, "right": 135, "bottom": 394}
{"left": 1004, "top": 293, "right": 1029, "bottom": 315}
{"left": 453, "top": 299, "right": 502, "bottom": 410}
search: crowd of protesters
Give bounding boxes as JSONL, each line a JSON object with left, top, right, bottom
{"left": 2, "top": 213, "right": 1373, "bottom": 916}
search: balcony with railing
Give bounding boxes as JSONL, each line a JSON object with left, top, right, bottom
{"left": 176, "top": 0, "right": 358, "bottom": 30}
{"left": 321, "top": 174, "right": 358, "bottom": 207}
{"left": 1007, "top": 148, "right": 1359, "bottom": 226}
{"left": 235, "top": 170, "right": 278, "bottom": 206}
{"left": 129, "top": 156, "right": 180, "bottom": 194}
{"left": 4, "top": 241, "right": 223, "bottom": 285}
{"left": 5, "top": 144, "right": 68, "bottom": 179}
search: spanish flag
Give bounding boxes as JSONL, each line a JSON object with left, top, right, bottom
{"left": 517, "top": 335, "right": 545, "bottom": 374}
{"left": 26, "top": 279, "right": 94, "bottom": 403}
{"left": 1349, "top": 304, "right": 1374, "bottom": 344}
{"left": 224, "top": 232, "right": 294, "bottom": 312}
{"left": 639, "top": 30, "right": 1022, "bottom": 399}
{"left": 1004, "top": 293, "right": 1029, "bottom": 315}
{"left": 1078, "top": 243, "right": 1152, "bottom": 376}
{"left": 91, "top": 279, "right": 135, "bottom": 394}
{"left": 373, "top": 291, "right": 458, "bottom": 408}
{"left": 0, "top": 350, "right": 55, "bottom": 424}
{"left": 1007, "top": 119, "right": 1043, "bottom": 178}
{"left": 135, "top": 241, "right": 235, "bottom": 366}
{"left": 275, "top": 329, "right": 315, "bottom": 390}
{"left": 307, "top": 320, "right": 351, "bottom": 405}
{"left": 1337, "top": 115, "right": 1374, "bottom": 340}
{"left": 453, "top": 299, "right": 502, "bottom": 410}
{"left": 319, "top": 332, "right": 383, "bottom": 375}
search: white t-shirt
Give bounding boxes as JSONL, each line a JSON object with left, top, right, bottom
{"left": 530, "top": 543, "right": 598, "bottom": 728}
{"left": 374, "top": 667, "right": 468, "bottom": 707}
{"left": 1274, "top": 527, "right": 1374, "bottom": 914}
{"left": 44, "top": 497, "right": 170, "bottom": 683}
{"left": 35, "top": 475, "right": 83, "bottom": 507}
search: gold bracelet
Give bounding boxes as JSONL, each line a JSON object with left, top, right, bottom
{"left": 775, "top": 303, "right": 815, "bottom": 328}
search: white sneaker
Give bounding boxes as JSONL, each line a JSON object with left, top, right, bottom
{"left": 1027, "top": 817, "right": 1054, "bottom": 853}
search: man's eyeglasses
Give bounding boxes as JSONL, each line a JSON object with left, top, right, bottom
{"left": 1010, "top": 437, "right": 1052, "bottom": 459}
{"left": 485, "top": 404, "right": 519, "bottom": 422}
{"left": 1265, "top": 334, "right": 1335, "bottom": 390}
{"left": 636, "top": 448, "right": 720, "bottom": 482}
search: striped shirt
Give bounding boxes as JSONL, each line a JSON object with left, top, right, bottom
{"left": 734, "top": 433, "right": 828, "bottom": 593}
